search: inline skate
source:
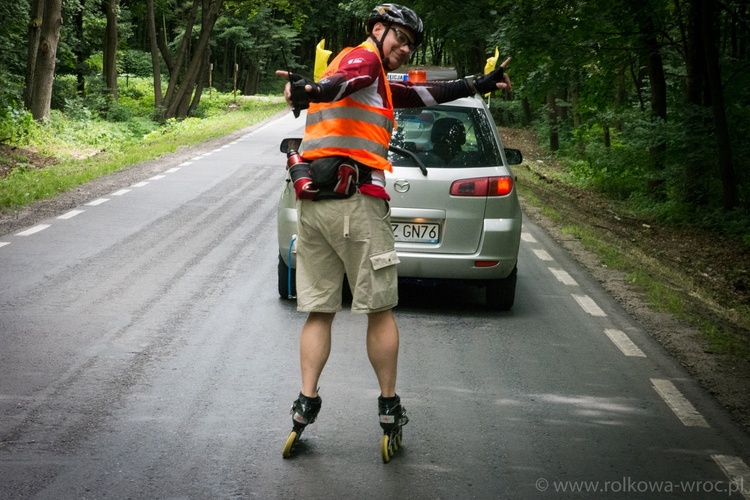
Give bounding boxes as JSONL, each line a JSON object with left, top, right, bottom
{"left": 379, "top": 395, "right": 409, "bottom": 463}
{"left": 282, "top": 392, "right": 322, "bottom": 458}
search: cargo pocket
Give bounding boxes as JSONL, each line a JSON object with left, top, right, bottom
{"left": 370, "top": 249, "right": 400, "bottom": 270}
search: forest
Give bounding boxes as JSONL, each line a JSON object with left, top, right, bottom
{"left": 0, "top": 0, "right": 749, "bottom": 234}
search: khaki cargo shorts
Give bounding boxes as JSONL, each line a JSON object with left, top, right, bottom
{"left": 296, "top": 193, "right": 399, "bottom": 314}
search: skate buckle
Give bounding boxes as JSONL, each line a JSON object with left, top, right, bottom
{"left": 293, "top": 412, "right": 308, "bottom": 424}
{"left": 380, "top": 415, "right": 396, "bottom": 424}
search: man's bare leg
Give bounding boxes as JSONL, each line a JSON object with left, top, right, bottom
{"left": 299, "top": 312, "right": 335, "bottom": 398}
{"left": 366, "top": 309, "right": 399, "bottom": 398}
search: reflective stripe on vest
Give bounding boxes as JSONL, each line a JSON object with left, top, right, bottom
{"left": 299, "top": 42, "right": 394, "bottom": 172}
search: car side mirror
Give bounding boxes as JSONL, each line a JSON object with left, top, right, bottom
{"left": 504, "top": 148, "right": 523, "bottom": 165}
{"left": 280, "top": 138, "right": 303, "bottom": 154}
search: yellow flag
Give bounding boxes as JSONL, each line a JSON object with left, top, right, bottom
{"left": 483, "top": 47, "right": 499, "bottom": 97}
{"left": 484, "top": 47, "right": 499, "bottom": 75}
{"left": 314, "top": 39, "right": 333, "bottom": 82}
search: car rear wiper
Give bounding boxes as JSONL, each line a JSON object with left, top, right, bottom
{"left": 389, "top": 145, "right": 428, "bottom": 176}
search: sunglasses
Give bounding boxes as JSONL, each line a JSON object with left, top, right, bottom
{"left": 391, "top": 27, "right": 417, "bottom": 51}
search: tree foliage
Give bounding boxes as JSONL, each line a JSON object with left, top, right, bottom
{"left": 0, "top": 0, "right": 748, "bottom": 220}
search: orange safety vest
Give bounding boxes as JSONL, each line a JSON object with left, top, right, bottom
{"left": 300, "top": 41, "right": 395, "bottom": 172}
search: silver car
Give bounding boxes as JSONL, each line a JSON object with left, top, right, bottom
{"left": 277, "top": 96, "right": 522, "bottom": 310}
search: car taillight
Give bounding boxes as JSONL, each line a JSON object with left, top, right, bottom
{"left": 449, "top": 176, "right": 514, "bottom": 197}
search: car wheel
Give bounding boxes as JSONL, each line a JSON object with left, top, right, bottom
{"left": 485, "top": 265, "right": 517, "bottom": 311}
{"left": 278, "top": 255, "right": 296, "bottom": 299}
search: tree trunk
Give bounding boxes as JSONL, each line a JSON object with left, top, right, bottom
{"left": 187, "top": 47, "right": 211, "bottom": 117}
{"left": 103, "top": 0, "right": 119, "bottom": 101}
{"left": 161, "top": 0, "right": 201, "bottom": 114}
{"left": 702, "top": 0, "right": 740, "bottom": 211}
{"left": 682, "top": 0, "right": 709, "bottom": 207}
{"left": 547, "top": 92, "right": 559, "bottom": 152}
{"left": 30, "top": 0, "right": 63, "bottom": 121}
{"left": 163, "top": 0, "right": 224, "bottom": 120}
{"left": 614, "top": 67, "right": 626, "bottom": 132}
{"left": 637, "top": 6, "right": 668, "bottom": 200}
{"left": 521, "top": 97, "right": 532, "bottom": 126}
{"left": 23, "top": 0, "right": 45, "bottom": 110}
{"left": 146, "top": 0, "right": 163, "bottom": 108}
{"left": 244, "top": 63, "right": 260, "bottom": 96}
{"left": 74, "top": 6, "right": 85, "bottom": 96}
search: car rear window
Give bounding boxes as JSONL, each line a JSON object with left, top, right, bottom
{"left": 389, "top": 105, "right": 502, "bottom": 168}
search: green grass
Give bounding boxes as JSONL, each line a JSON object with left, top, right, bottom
{"left": 517, "top": 172, "right": 748, "bottom": 359}
{"left": 0, "top": 94, "right": 287, "bottom": 209}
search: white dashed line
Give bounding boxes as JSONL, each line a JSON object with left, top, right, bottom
{"left": 549, "top": 267, "right": 578, "bottom": 286}
{"left": 0, "top": 242, "right": 10, "bottom": 249}
{"left": 148, "top": 175, "right": 166, "bottom": 181}
{"left": 58, "top": 210, "right": 85, "bottom": 220}
{"left": 533, "top": 249, "right": 553, "bottom": 261}
{"left": 179, "top": 161, "right": 193, "bottom": 167}
{"left": 111, "top": 189, "right": 130, "bottom": 196}
{"left": 651, "top": 379, "right": 709, "bottom": 427}
{"left": 131, "top": 181, "right": 149, "bottom": 188}
{"left": 604, "top": 329, "right": 646, "bottom": 357}
{"left": 165, "top": 167, "right": 180, "bottom": 173}
{"left": 521, "top": 232, "right": 537, "bottom": 243}
{"left": 712, "top": 455, "right": 750, "bottom": 499}
{"left": 86, "top": 198, "right": 110, "bottom": 206}
{"left": 17, "top": 224, "right": 51, "bottom": 236}
{"left": 572, "top": 294, "right": 607, "bottom": 317}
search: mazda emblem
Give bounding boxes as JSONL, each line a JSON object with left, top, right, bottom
{"left": 394, "top": 180, "right": 410, "bottom": 193}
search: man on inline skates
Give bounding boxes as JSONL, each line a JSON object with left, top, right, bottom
{"left": 277, "top": 3, "right": 512, "bottom": 462}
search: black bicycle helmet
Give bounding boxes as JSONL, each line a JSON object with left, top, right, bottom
{"left": 366, "top": 4, "right": 424, "bottom": 47}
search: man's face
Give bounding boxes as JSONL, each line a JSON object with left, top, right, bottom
{"left": 372, "top": 22, "right": 416, "bottom": 70}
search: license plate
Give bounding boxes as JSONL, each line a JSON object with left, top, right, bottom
{"left": 392, "top": 222, "right": 440, "bottom": 243}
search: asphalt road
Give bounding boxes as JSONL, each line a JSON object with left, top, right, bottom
{"left": 1, "top": 111, "right": 749, "bottom": 499}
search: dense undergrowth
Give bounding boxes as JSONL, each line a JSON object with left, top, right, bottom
{"left": 490, "top": 98, "right": 750, "bottom": 245}
{"left": 0, "top": 76, "right": 286, "bottom": 208}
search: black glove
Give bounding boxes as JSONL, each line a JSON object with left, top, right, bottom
{"left": 289, "top": 73, "right": 320, "bottom": 117}
{"left": 473, "top": 67, "right": 505, "bottom": 94}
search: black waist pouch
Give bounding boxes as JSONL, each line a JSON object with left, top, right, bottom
{"left": 309, "top": 156, "right": 373, "bottom": 200}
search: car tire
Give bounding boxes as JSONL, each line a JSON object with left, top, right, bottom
{"left": 278, "top": 254, "right": 296, "bottom": 299}
{"left": 485, "top": 265, "right": 517, "bottom": 311}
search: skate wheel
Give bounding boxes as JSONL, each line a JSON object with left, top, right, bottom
{"left": 390, "top": 433, "right": 399, "bottom": 454}
{"left": 283, "top": 430, "right": 298, "bottom": 458}
{"left": 381, "top": 434, "right": 391, "bottom": 463}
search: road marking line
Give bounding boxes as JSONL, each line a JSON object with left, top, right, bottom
{"left": 712, "top": 455, "right": 750, "bottom": 500}
{"left": 131, "top": 181, "right": 149, "bottom": 187}
{"left": 86, "top": 198, "right": 109, "bottom": 206}
{"left": 58, "top": 210, "right": 85, "bottom": 220}
{"left": 202, "top": 152, "right": 214, "bottom": 156}
{"left": 651, "top": 378, "right": 709, "bottom": 427}
{"left": 165, "top": 167, "right": 180, "bottom": 173}
{"left": 111, "top": 189, "right": 130, "bottom": 196}
{"left": 17, "top": 224, "right": 51, "bottom": 236}
{"left": 521, "top": 232, "right": 537, "bottom": 243}
{"left": 180, "top": 161, "right": 193, "bottom": 166}
{"left": 148, "top": 175, "right": 166, "bottom": 181}
{"left": 191, "top": 156, "right": 203, "bottom": 161}
{"left": 533, "top": 249, "right": 553, "bottom": 261}
{"left": 604, "top": 329, "right": 646, "bottom": 357}
{"left": 549, "top": 267, "right": 578, "bottom": 286}
{"left": 572, "top": 294, "right": 607, "bottom": 317}
{"left": 0, "top": 242, "right": 10, "bottom": 249}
